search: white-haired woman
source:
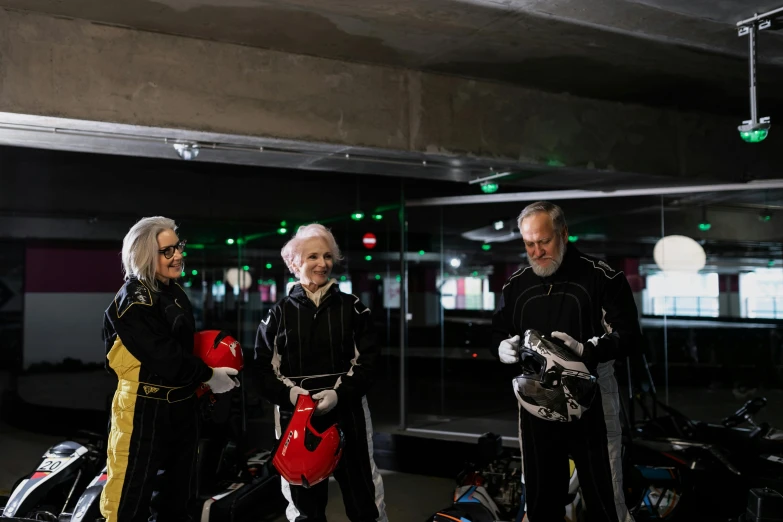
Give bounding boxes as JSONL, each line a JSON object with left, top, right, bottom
{"left": 100, "top": 216, "right": 238, "bottom": 522}
{"left": 254, "top": 223, "right": 387, "bottom": 522}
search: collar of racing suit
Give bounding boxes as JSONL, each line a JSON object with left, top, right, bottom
{"left": 288, "top": 279, "right": 339, "bottom": 308}
{"left": 300, "top": 278, "right": 337, "bottom": 307}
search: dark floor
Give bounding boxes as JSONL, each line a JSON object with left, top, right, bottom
{"left": 3, "top": 366, "right": 782, "bottom": 521}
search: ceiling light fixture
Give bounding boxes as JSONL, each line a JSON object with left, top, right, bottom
{"left": 736, "top": 6, "right": 783, "bottom": 143}
{"left": 173, "top": 141, "right": 200, "bottom": 160}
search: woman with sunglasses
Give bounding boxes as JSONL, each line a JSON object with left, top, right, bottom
{"left": 100, "top": 216, "right": 239, "bottom": 522}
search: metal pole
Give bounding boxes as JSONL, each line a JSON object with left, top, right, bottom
{"left": 439, "top": 206, "right": 445, "bottom": 417}
{"left": 749, "top": 23, "right": 758, "bottom": 123}
{"left": 236, "top": 241, "right": 242, "bottom": 343}
{"left": 736, "top": 6, "right": 783, "bottom": 27}
{"left": 236, "top": 239, "right": 246, "bottom": 435}
{"left": 661, "top": 196, "right": 669, "bottom": 406}
{"left": 399, "top": 180, "right": 408, "bottom": 430}
{"left": 386, "top": 211, "right": 391, "bottom": 378}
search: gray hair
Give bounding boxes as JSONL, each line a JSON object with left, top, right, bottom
{"left": 281, "top": 223, "right": 343, "bottom": 277}
{"left": 121, "top": 216, "right": 178, "bottom": 292}
{"left": 517, "top": 201, "right": 568, "bottom": 235}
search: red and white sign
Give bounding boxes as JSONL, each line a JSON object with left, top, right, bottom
{"left": 362, "top": 233, "right": 377, "bottom": 249}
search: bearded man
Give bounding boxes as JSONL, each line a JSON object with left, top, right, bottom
{"left": 490, "top": 201, "right": 641, "bottom": 522}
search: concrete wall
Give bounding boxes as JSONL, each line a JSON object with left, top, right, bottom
{"left": 0, "top": 8, "right": 779, "bottom": 181}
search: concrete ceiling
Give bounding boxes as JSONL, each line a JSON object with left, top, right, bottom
{"left": 3, "top": 0, "right": 783, "bottom": 115}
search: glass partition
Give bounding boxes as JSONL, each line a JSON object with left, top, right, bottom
{"left": 401, "top": 188, "right": 783, "bottom": 438}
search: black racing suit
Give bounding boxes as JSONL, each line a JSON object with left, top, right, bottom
{"left": 101, "top": 277, "right": 213, "bottom": 522}
{"left": 254, "top": 283, "right": 387, "bottom": 522}
{"left": 491, "top": 246, "right": 641, "bottom": 522}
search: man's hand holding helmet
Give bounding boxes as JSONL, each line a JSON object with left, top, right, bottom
{"left": 206, "top": 367, "right": 240, "bottom": 394}
{"left": 499, "top": 335, "right": 521, "bottom": 364}
{"left": 551, "top": 331, "right": 600, "bottom": 359}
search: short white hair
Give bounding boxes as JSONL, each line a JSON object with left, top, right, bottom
{"left": 121, "top": 216, "right": 178, "bottom": 292}
{"left": 281, "top": 224, "right": 343, "bottom": 277}
{"left": 517, "top": 201, "right": 568, "bottom": 235}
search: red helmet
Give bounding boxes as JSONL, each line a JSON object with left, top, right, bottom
{"left": 193, "top": 330, "right": 244, "bottom": 397}
{"left": 272, "top": 394, "right": 344, "bottom": 488}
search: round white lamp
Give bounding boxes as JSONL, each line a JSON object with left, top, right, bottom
{"left": 653, "top": 235, "right": 706, "bottom": 273}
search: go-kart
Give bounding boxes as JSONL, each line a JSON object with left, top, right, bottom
{"left": 626, "top": 396, "right": 783, "bottom": 521}
{"left": 427, "top": 432, "right": 584, "bottom": 522}
{"left": 621, "top": 355, "right": 783, "bottom": 521}
{"left": 0, "top": 430, "right": 105, "bottom": 521}
{"left": 2, "top": 381, "right": 285, "bottom": 522}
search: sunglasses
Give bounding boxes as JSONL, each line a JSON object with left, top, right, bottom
{"left": 158, "top": 240, "right": 187, "bottom": 260}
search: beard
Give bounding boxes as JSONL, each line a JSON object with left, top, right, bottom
{"left": 529, "top": 240, "right": 566, "bottom": 277}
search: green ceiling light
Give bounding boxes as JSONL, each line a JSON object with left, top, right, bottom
{"left": 740, "top": 128, "right": 769, "bottom": 143}
{"left": 188, "top": 243, "right": 205, "bottom": 250}
{"left": 418, "top": 250, "right": 425, "bottom": 256}
{"left": 698, "top": 222, "right": 712, "bottom": 231}
{"left": 365, "top": 255, "right": 372, "bottom": 261}
{"left": 481, "top": 243, "right": 491, "bottom": 251}
{"left": 395, "top": 274, "right": 401, "bottom": 282}
{"left": 257, "top": 279, "right": 263, "bottom": 284}
{"left": 216, "top": 280, "right": 222, "bottom": 285}
{"left": 568, "top": 235, "right": 579, "bottom": 243}
{"left": 265, "top": 262, "right": 272, "bottom": 269}
{"left": 471, "top": 271, "right": 479, "bottom": 276}
{"left": 372, "top": 213, "right": 383, "bottom": 221}
{"left": 769, "top": 260, "right": 775, "bottom": 267}
{"left": 374, "top": 274, "right": 381, "bottom": 280}
{"left": 242, "top": 265, "right": 250, "bottom": 271}
{"left": 191, "top": 269, "right": 198, "bottom": 276}
{"left": 480, "top": 181, "right": 499, "bottom": 194}
{"left": 182, "top": 251, "right": 188, "bottom": 257}
{"left": 288, "top": 277, "right": 295, "bottom": 283}
{"left": 226, "top": 238, "right": 235, "bottom": 245}
{"left": 351, "top": 211, "right": 365, "bottom": 221}
{"left": 181, "top": 271, "right": 186, "bottom": 277}
{"left": 277, "top": 227, "right": 287, "bottom": 235}
{"left": 340, "top": 275, "right": 347, "bottom": 281}
{"left": 280, "top": 220, "right": 287, "bottom": 227}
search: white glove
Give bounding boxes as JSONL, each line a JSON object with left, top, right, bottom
{"left": 312, "top": 389, "right": 338, "bottom": 416}
{"left": 551, "top": 331, "right": 594, "bottom": 358}
{"left": 289, "top": 386, "right": 309, "bottom": 406}
{"left": 498, "top": 335, "right": 520, "bottom": 364}
{"left": 206, "top": 367, "right": 240, "bottom": 394}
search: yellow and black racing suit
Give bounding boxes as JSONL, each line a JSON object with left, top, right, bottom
{"left": 100, "top": 277, "right": 213, "bottom": 522}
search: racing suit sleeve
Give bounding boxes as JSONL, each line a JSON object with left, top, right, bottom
{"left": 253, "top": 305, "right": 296, "bottom": 406}
{"left": 584, "top": 271, "right": 642, "bottom": 367}
{"left": 334, "top": 297, "right": 378, "bottom": 403}
{"left": 490, "top": 280, "right": 516, "bottom": 360}
{"left": 111, "top": 305, "right": 213, "bottom": 385}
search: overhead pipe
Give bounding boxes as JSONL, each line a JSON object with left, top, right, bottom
{"left": 406, "top": 180, "right": 783, "bottom": 207}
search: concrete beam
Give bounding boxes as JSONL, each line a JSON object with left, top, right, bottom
{"left": 0, "top": 8, "right": 779, "bottom": 182}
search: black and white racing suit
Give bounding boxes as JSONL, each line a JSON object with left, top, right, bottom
{"left": 254, "top": 281, "right": 387, "bottom": 522}
{"left": 491, "top": 245, "right": 641, "bottom": 522}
